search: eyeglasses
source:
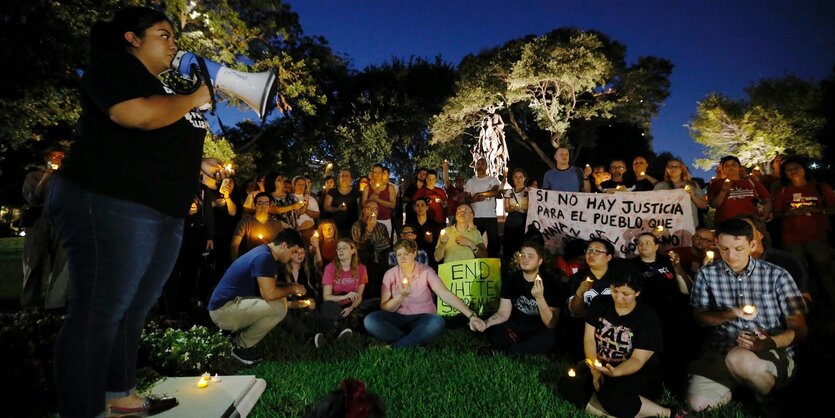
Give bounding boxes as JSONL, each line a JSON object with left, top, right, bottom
{"left": 610, "top": 166, "right": 626, "bottom": 170}
{"left": 585, "top": 248, "right": 609, "bottom": 255}
{"left": 255, "top": 201, "right": 271, "bottom": 206}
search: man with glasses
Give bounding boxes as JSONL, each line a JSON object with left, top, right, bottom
{"left": 387, "top": 224, "right": 429, "bottom": 267}
{"left": 600, "top": 160, "right": 635, "bottom": 192}
{"left": 669, "top": 228, "right": 716, "bottom": 278}
{"left": 435, "top": 204, "right": 487, "bottom": 263}
{"left": 230, "top": 192, "right": 285, "bottom": 260}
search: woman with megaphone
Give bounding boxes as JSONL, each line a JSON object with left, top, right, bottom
{"left": 45, "top": 6, "right": 226, "bottom": 417}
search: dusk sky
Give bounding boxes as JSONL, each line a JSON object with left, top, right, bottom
{"left": 277, "top": 0, "right": 835, "bottom": 180}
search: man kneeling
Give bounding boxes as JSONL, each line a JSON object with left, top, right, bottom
{"left": 208, "top": 229, "right": 305, "bottom": 365}
{"left": 687, "top": 218, "right": 807, "bottom": 412}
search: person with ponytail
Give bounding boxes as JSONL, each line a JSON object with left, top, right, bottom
{"left": 45, "top": 6, "right": 221, "bottom": 417}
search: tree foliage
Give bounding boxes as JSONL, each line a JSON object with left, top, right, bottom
{"left": 431, "top": 28, "right": 672, "bottom": 170}
{"left": 689, "top": 76, "right": 825, "bottom": 170}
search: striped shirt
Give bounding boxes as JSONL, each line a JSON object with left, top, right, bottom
{"left": 691, "top": 257, "right": 807, "bottom": 356}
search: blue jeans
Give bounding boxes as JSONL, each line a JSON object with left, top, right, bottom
{"left": 46, "top": 176, "right": 184, "bottom": 418}
{"left": 363, "top": 311, "right": 445, "bottom": 348}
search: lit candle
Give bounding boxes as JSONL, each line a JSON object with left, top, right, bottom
{"left": 656, "top": 225, "right": 665, "bottom": 233}
{"left": 224, "top": 163, "right": 233, "bottom": 172}
{"left": 742, "top": 304, "right": 756, "bottom": 315}
{"left": 616, "top": 185, "right": 626, "bottom": 191}
{"left": 706, "top": 250, "right": 715, "bottom": 263}
{"left": 211, "top": 373, "right": 222, "bottom": 383}
{"left": 402, "top": 278, "right": 409, "bottom": 285}
{"left": 202, "top": 372, "right": 211, "bottom": 380}
{"left": 725, "top": 178, "right": 731, "bottom": 183}
{"left": 754, "top": 165, "right": 761, "bottom": 171}
{"left": 594, "top": 359, "right": 603, "bottom": 368}
{"left": 197, "top": 377, "right": 209, "bottom": 388}
{"left": 435, "top": 197, "right": 441, "bottom": 203}
{"left": 568, "top": 368, "right": 576, "bottom": 377}
{"left": 425, "top": 231, "right": 432, "bottom": 238}
{"left": 640, "top": 171, "right": 646, "bottom": 176}
{"left": 340, "top": 202, "right": 347, "bottom": 208}
{"left": 313, "top": 231, "right": 319, "bottom": 239}
{"left": 257, "top": 233, "right": 264, "bottom": 240}
{"left": 684, "top": 185, "right": 692, "bottom": 191}
{"left": 304, "top": 299, "right": 312, "bottom": 306}
{"left": 440, "top": 229, "right": 446, "bottom": 236}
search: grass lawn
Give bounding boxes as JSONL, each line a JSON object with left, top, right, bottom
{"left": 240, "top": 320, "right": 762, "bottom": 418}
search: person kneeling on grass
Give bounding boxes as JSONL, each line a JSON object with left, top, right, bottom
{"left": 477, "top": 243, "right": 560, "bottom": 355}
{"left": 364, "top": 239, "right": 486, "bottom": 348}
{"left": 208, "top": 229, "right": 304, "bottom": 365}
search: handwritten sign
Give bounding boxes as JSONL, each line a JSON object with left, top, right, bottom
{"left": 437, "top": 258, "right": 502, "bottom": 316}
{"left": 527, "top": 189, "right": 695, "bottom": 257}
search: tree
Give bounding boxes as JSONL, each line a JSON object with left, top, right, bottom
{"left": 329, "top": 57, "right": 458, "bottom": 179}
{"left": 431, "top": 28, "right": 672, "bottom": 172}
{"left": 689, "top": 76, "right": 825, "bottom": 170}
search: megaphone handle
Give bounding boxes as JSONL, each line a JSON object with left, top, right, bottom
{"left": 195, "top": 56, "right": 217, "bottom": 113}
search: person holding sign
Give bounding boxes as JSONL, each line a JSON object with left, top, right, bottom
{"left": 654, "top": 158, "right": 708, "bottom": 228}
{"left": 583, "top": 273, "right": 686, "bottom": 418}
{"left": 434, "top": 204, "right": 487, "bottom": 263}
{"left": 364, "top": 239, "right": 486, "bottom": 348}
{"left": 479, "top": 244, "right": 560, "bottom": 355}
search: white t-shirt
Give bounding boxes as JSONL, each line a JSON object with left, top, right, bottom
{"left": 293, "top": 193, "right": 320, "bottom": 229}
{"left": 465, "top": 175, "right": 501, "bottom": 218}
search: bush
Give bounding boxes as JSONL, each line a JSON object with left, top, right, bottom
{"left": 140, "top": 322, "right": 232, "bottom": 375}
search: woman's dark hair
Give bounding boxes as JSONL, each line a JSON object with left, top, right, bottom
{"left": 263, "top": 172, "right": 281, "bottom": 194}
{"left": 779, "top": 156, "right": 815, "bottom": 186}
{"left": 610, "top": 269, "right": 646, "bottom": 292}
{"left": 587, "top": 238, "right": 615, "bottom": 255}
{"left": 89, "top": 6, "right": 171, "bottom": 62}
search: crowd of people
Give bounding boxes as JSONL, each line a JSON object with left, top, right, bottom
{"left": 22, "top": 6, "right": 832, "bottom": 417}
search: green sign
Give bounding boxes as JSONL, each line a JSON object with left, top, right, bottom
{"left": 436, "top": 258, "right": 502, "bottom": 316}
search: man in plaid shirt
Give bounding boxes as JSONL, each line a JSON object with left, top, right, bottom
{"left": 686, "top": 218, "right": 807, "bottom": 413}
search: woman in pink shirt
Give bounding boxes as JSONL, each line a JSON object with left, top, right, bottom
{"left": 321, "top": 238, "right": 371, "bottom": 340}
{"left": 363, "top": 239, "right": 486, "bottom": 348}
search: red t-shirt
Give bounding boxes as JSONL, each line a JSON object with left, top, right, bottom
{"left": 773, "top": 182, "right": 835, "bottom": 246}
{"left": 413, "top": 187, "right": 448, "bottom": 224}
{"left": 708, "top": 178, "right": 770, "bottom": 222}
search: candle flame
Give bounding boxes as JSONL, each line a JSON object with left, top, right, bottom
{"left": 568, "top": 368, "right": 576, "bottom": 377}
{"left": 742, "top": 305, "right": 756, "bottom": 315}
{"left": 656, "top": 225, "right": 665, "bottom": 232}
{"left": 640, "top": 171, "right": 646, "bottom": 176}
{"left": 706, "top": 250, "right": 714, "bottom": 260}
{"left": 440, "top": 229, "right": 446, "bottom": 236}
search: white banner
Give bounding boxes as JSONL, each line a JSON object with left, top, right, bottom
{"left": 526, "top": 188, "right": 695, "bottom": 257}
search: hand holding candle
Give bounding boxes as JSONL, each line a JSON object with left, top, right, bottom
{"left": 705, "top": 250, "right": 715, "bottom": 264}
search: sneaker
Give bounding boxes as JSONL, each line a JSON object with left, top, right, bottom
{"left": 231, "top": 346, "right": 262, "bottom": 365}
{"left": 337, "top": 328, "right": 353, "bottom": 341}
{"left": 314, "top": 333, "right": 326, "bottom": 348}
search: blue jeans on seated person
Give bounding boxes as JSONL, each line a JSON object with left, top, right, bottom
{"left": 363, "top": 311, "right": 445, "bottom": 348}
{"left": 46, "top": 175, "right": 184, "bottom": 418}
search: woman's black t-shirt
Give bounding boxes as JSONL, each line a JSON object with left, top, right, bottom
{"left": 585, "top": 295, "right": 663, "bottom": 368}
{"left": 61, "top": 50, "right": 208, "bottom": 218}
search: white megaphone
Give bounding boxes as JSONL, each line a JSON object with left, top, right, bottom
{"left": 171, "top": 51, "right": 277, "bottom": 121}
